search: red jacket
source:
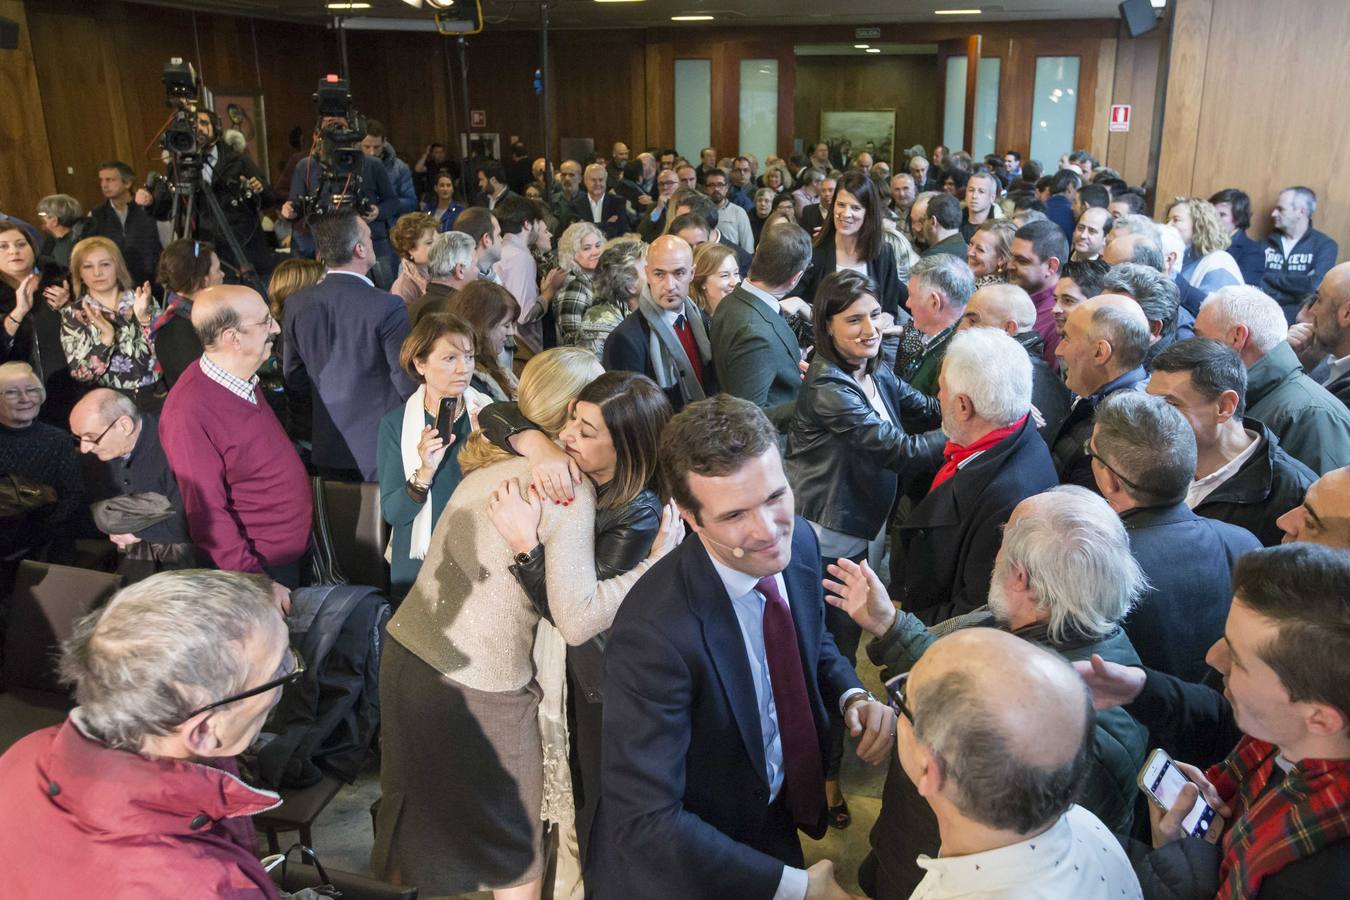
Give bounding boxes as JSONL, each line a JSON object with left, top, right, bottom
{"left": 0, "top": 715, "right": 282, "bottom": 898}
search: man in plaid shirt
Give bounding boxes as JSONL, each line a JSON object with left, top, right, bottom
{"left": 1087, "top": 542, "right": 1350, "bottom": 898}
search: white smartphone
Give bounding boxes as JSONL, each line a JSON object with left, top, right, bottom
{"left": 1137, "top": 748, "right": 1225, "bottom": 844}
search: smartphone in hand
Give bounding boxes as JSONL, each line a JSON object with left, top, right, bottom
{"left": 1137, "top": 748, "right": 1225, "bottom": 844}
{"left": 435, "top": 396, "right": 455, "bottom": 442}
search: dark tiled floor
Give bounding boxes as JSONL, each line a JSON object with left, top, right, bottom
{"left": 278, "top": 636, "right": 888, "bottom": 898}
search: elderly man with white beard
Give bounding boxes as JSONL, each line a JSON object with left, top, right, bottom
{"left": 824, "top": 484, "right": 1150, "bottom": 899}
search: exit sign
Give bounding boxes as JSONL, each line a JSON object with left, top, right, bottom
{"left": 855, "top": 27, "right": 881, "bottom": 40}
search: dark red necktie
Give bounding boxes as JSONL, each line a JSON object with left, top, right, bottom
{"left": 673, "top": 314, "right": 705, "bottom": 385}
{"left": 756, "top": 576, "right": 826, "bottom": 829}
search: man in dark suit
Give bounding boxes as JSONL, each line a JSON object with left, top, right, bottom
{"left": 710, "top": 224, "right": 814, "bottom": 432}
{"left": 798, "top": 175, "right": 835, "bottom": 238}
{"left": 571, "top": 163, "right": 633, "bottom": 240}
{"left": 590, "top": 396, "right": 895, "bottom": 900}
{"left": 1089, "top": 391, "right": 1261, "bottom": 681}
{"left": 602, "top": 236, "right": 716, "bottom": 412}
{"left": 1049, "top": 295, "right": 1151, "bottom": 489}
{"left": 85, "top": 160, "right": 162, "bottom": 287}
{"left": 471, "top": 159, "right": 517, "bottom": 210}
{"left": 890, "top": 328, "right": 1060, "bottom": 624}
{"left": 282, "top": 211, "right": 414, "bottom": 482}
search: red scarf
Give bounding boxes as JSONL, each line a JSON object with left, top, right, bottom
{"left": 1209, "top": 736, "right": 1350, "bottom": 899}
{"left": 929, "top": 415, "right": 1027, "bottom": 493}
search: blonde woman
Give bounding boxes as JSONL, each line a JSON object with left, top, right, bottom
{"left": 966, "top": 219, "right": 1017, "bottom": 288}
{"left": 61, "top": 237, "right": 160, "bottom": 406}
{"left": 1164, "top": 197, "right": 1242, "bottom": 294}
{"left": 374, "top": 347, "right": 677, "bottom": 900}
{"left": 689, "top": 241, "right": 740, "bottom": 316}
{"left": 553, "top": 222, "right": 606, "bottom": 346}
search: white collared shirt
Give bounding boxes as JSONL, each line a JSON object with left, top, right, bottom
{"left": 589, "top": 193, "right": 605, "bottom": 223}
{"left": 324, "top": 269, "right": 375, "bottom": 288}
{"left": 911, "top": 805, "right": 1142, "bottom": 900}
{"left": 740, "top": 280, "right": 782, "bottom": 315}
{"left": 1326, "top": 353, "right": 1350, "bottom": 387}
{"left": 199, "top": 353, "right": 259, "bottom": 404}
{"left": 1187, "top": 428, "right": 1262, "bottom": 508}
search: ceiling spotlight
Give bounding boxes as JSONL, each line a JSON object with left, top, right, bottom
{"left": 854, "top": 44, "right": 870, "bottom": 49}
{"left": 327, "top": 2, "right": 371, "bottom": 8}
{"left": 866, "top": 47, "right": 882, "bottom": 53}
{"left": 671, "top": 14, "right": 714, "bottom": 20}
{"left": 934, "top": 8, "right": 982, "bottom": 14}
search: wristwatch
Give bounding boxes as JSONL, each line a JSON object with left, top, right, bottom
{"left": 514, "top": 544, "right": 544, "bottom": 567}
{"left": 843, "top": 690, "right": 877, "bottom": 713}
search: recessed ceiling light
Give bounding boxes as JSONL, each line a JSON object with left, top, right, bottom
{"left": 595, "top": 0, "right": 645, "bottom": 3}
{"left": 671, "top": 14, "right": 714, "bottom": 20}
{"left": 854, "top": 44, "right": 870, "bottom": 49}
{"left": 935, "top": 8, "right": 982, "bottom": 14}
{"left": 866, "top": 48, "right": 882, "bottom": 53}
{"left": 327, "top": 2, "right": 371, "bottom": 7}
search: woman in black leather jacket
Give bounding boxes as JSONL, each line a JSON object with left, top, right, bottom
{"left": 478, "top": 370, "right": 673, "bottom": 873}
{"left": 786, "top": 269, "right": 945, "bottom": 828}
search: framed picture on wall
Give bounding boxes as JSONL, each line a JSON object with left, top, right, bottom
{"left": 211, "top": 89, "right": 269, "bottom": 174}
{"left": 820, "top": 110, "right": 896, "bottom": 166}
{"left": 460, "top": 132, "right": 501, "bottom": 162}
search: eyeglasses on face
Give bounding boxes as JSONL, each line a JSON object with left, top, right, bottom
{"left": 73, "top": 415, "right": 123, "bottom": 447}
{"left": 178, "top": 646, "right": 306, "bottom": 723}
{"left": 884, "top": 671, "right": 914, "bottom": 726}
{"left": 1081, "top": 437, "right": 1145, "bottom": 493}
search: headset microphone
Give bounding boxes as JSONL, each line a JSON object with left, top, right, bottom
{"left": 698, "top": 532, "right": 745, "bottom": 559}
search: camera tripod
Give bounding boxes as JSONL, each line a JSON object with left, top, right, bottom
{"left": 165, "top": 153, "right": 267, "bottom": 296}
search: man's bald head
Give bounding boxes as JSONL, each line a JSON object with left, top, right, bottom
{"left": 1278, "top": 466, "right": 1350, "bottom": 548}
{"left": 646, "top": 235, "right": 694, "bottom": 311}
{"left": 962, "top": 284, "right": 1037, "bottom": 335}
{"left": 191, "top": 284, "right": 266, "bottom": 349}
{"left": 906, "top": 628, "right": 1092, "bottom": 834}
{"left": 69, "top": 388, "right": 141, "bottom": 460}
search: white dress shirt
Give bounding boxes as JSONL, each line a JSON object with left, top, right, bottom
{"left": 740, "top": 280, "right": 783, "bottom": 315}
{"left": 910, "top": 805, "right": 1143, "bottom": 900}
{"left": 323, "top": 268, "right": 375, "bottom": 288}
{"left": 589, "top": 193, "right": 605, "bottom": 223}
{"left": 1186, "top": 428, "right": 1262, "bottom": 508}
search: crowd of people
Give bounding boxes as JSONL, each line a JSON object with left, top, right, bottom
{"left": 1, "top": 115, "right": 1349, "bottom": 900}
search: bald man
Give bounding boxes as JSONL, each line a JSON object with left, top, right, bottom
{"left": 571, "top": 162, "right": 632, "bottom": 240}
{"left": 961, "top": 284, "right": 1072, "bottom": 436}
{"left": 1290, "top": 261, "right": 1350, "bottom": 406}
{"left": 896, "top": 629, "right": 1141, "bottom": 898}
{"left": 70, "top": 388, "right": 193, "bottom": 575}
{"left": 159, "top": 285, "right": 311, "bottom": 585}
{"left": 1047, "top": 295, "right": 1153, "bottom": 490}
{"left": 601, "top": 235, "right": 715, "bottom": 411}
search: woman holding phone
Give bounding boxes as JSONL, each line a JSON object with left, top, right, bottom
{"left": 376, "top": 312, "right": 489, "bottom": 600}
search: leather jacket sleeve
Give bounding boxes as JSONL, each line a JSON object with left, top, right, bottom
{"left": 478, "top": 401, "right": 535, "bottom": 454}
{"left": 806, "top": 369, "right": 944, "bottom": 473}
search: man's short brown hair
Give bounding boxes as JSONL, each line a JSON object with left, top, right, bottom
{"left": 659, "top": 395, "right": 778, "bottom": 524}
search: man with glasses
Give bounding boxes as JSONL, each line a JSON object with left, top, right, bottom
{"left": 0, "top": 361, "right": 83, "bottom": 561}
{"left": 68, "top": 388, "right": 192, "bottom": 577}
{"left": 0, "top": 570, "right": 303, "bottom": 896}
{"left": 282, "top": 210, "right": 415, "bottom": 481}
{"left": 824, "top": 485, "right": 1148, "bottom": 899}
{"left": 1089, "top": 392, "right": 1261, "bottom": 681}
{"left": 161, "top": 284, "right": 311, "bottom": 587}
{"left": 1049, "top": 294, "right": 1152, "bottom": 490}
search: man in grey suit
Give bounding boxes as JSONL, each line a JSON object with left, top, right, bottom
{"left": 283, "top": 211, "right": 415, "bottom": 481}
{"left": 710, "top": 224, "right": 813, "bottom": 432}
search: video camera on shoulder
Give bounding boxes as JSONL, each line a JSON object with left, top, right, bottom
{"left": 159, "top": 58, "right": 207, "bottom": 195}
{"left": 297, "top": 75, "right": 373, "bottom": 220}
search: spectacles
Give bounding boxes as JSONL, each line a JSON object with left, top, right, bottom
{"left": 236, "top": 312, "right": 276, "bottom": 332}
{"left": 1082, "top": 437, "right": 1145, "bottom": 492}
{"left": 2, "top": 386, "right": 44, "bottom": 402}
{"left": 884, "top": 672, "right": 914, "bottom": 726}
{"left": 179, "top": 646, "right": 306, "bottom": 722}
{"left": 73, "top": 415, "right": 122, "bottom": 447}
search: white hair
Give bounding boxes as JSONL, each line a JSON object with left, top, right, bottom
{"left": 1201, "top": 285, "right": 1289, "bottom": 355}
{"left": 1156, "top": 223, "right": 1186, "bottom": 271}
{"left": 557, "top": 222, "right": 604, "bottom": 274}
{"left": 942, "top": 327, "right": 1031, "bottom": 426}
{"left": 426, "top": 231, "right": 476, "bottom": 279}
{"left": 1114, "top": 213, "right": 1159, "bottom": 241}
{"left": 1001, "top": 485, "right": 1147, "bottom": 641}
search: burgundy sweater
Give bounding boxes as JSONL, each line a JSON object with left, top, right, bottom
{"left": 159, "top": 360, "right": 311, "bottom": 573}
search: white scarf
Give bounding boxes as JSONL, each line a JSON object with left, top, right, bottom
{"left": 400, "top": 383, "right": 489, "bottom": 560}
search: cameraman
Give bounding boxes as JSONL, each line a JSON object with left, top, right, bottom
{"left": 281, "top": 116, "right": 399, "bottom": 288}
{"left": 149, "top": 109, "right": 276, "bottom": 283}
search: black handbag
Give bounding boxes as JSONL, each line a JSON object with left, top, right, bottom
{"left": 271, "top": 844, "right": 341, "bottom": 898}
{"left": 0, "top": 474, "right": 57, "bottom": 518}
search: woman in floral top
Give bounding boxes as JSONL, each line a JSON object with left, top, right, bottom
{"left": 61, "top": 237, "right": 161, "bottom": 404}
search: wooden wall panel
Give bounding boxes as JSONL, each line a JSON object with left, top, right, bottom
{"left": 0, "top": 0, "right": 57, "bottom": 221}
{"left": 793, "top": 56, "right": 941, "bottom": 153}
{"left": 1157, "top": 0, "right": 1350, "bottom": 251}
{"left": 1104, "top": 20, "right": 1165, "bottom": 188}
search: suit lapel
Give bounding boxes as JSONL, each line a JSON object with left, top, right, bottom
{"left": 740, "top": 289, "right": 799, "bottom": 362}
{"left": 684, "top": 537, "right": 769, "bottom": 787}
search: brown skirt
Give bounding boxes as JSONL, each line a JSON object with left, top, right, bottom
{"left": 372, "top": 638, "right": 545, "bottom": 893}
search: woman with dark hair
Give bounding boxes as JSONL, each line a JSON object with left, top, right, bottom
{"left": 786, "top": 269, "right": 942, "bottom": 830}
{"left": 422, "top": 172, "right": 465, "bottom": 233}
{"left": 788, "top": 169, "right": 907, "bottom": 325}
{"left": 1, "top": 224, "right": 77, "bottom": 424}
{"left": 151, "top": 238, "right": 224, "bottom": 388}
{"left": 377, "top": 312, "right": 488, "bottom": 599}
{"left": 1209, "top": 188, "right": 1263, "bottom": 286}
{"left": 478, "top": 370, "right": 673, "bottom": 889}
{"left": 450, "top": 280, "right": 519, "bottom": 401}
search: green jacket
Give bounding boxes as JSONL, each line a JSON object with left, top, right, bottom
{"left": 710, "top": 284, "right": 802, "bottom": 431}
{"left": 895, "top": 325, "right": 955, "bottom": 399}
{"left": 1246, "top": 341, "right": 1350, "bottom": 474}
{"left": 868, "top": 607, "right": 1148, "bottom": 836}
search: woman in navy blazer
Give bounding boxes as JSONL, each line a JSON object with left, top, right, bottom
{"left": 789, "top": 169, "right": 907, "bottom": 322}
